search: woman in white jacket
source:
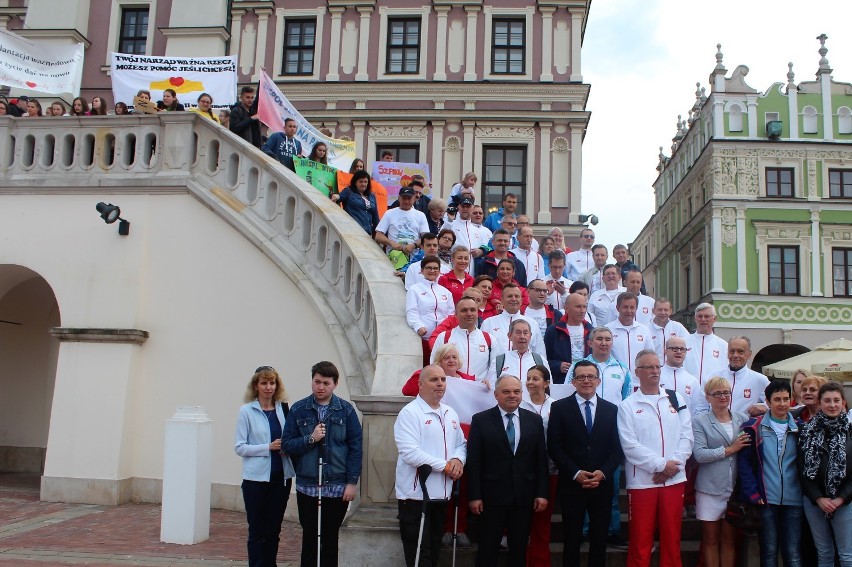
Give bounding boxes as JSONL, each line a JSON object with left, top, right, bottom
{"left": 406, "top": 255, "right": 455, "bottom": 363}
{"left": 234, "top": 366, "right": 296, "bottom": 567}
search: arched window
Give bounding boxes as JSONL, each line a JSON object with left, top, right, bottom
{"left": 838, "top": 107, "right": 852, "bottom": 135}
{"left": 803, "top": 106, "right": 818, "bottom": 134}
{"left": 728, "top": 104, "right": 743, "bottom": 132}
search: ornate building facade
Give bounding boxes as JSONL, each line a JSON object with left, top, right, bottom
{"left": 631, "top": 36, "right": 852, "bottom": 370}
{"left": 2, "top": 0, "right": 592, "bottom": 229}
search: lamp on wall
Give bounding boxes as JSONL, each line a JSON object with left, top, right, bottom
{"left": 578, "top": 214, "right": 599, "bottom": 226}
{"left": 96, "top": 202, "right": 130, "bottom": 236}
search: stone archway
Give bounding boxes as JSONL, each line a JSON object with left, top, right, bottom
{"left": 752, "top": 343, "right": 810, "bottom": 375}
{"left": 0, "top": 265, "right": 60, "bottom": 475}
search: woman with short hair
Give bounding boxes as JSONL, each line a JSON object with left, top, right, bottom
{"left": 793, "top": 375, "right": 829, "bottom": 422}
{"left": 234, "top": 366, "right": 295, "bottom": 567}
{"left": 337, "top": 170, "right": 379, "bottom": 235}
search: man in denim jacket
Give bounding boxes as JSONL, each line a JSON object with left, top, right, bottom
{"left": 282, "top": 361, "right": 363, "bottom": 567}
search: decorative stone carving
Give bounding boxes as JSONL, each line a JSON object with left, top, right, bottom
{"left": 721, "top": 207, "right": 736, "bottom": 247}
{"left": 444, "top": 136, "right": 461, "bottom": 152}
{"left": 737, "top": 157, "right": 758, "bottom": 195}
{"left": 552, "top": 137, "right": 569, "bottom": 153}
{"left": 338, "top": 135, "right": 352, "bottom": 142}
{"left": 807, "top": 159, "right": 817, "bottom": 196}
{"left": 369, "top": 126, "right": 427, "bottom": 137}
{"left": 474, "top": 126, "right": 535, "bottom": 138}
{"left": 716, "top": 302, "right": 852, "bottom": 324}
{"left": 713, "top": 157, "right": 737, "bottom": 195}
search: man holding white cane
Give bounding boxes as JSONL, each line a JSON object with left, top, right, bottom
{"left": 395, "top": 365, "right": 466, "bottom": 567}
{"left": 282, "top": 361, "right": 362, "bottom": 567}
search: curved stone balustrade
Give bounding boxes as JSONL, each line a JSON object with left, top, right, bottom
{"left": 0, "top": 113, "right": 421, "bottom": 396}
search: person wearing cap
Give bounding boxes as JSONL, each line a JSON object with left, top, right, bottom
{"left": 375, "top": 185, "right": 430, "bottom": 270}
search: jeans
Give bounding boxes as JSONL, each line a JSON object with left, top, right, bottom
{"left": 758, "top": 504, "right": 803, "bottom": 567}
{"left": 803, "top": 497, "right": 852, "bottom": 567}
{"left": 296, "top": 491, "right": 349, "bottom": 567}
{"left": 242, "top": 473, "right": 292, "bottom": 567}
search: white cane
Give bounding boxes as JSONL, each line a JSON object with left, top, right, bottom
{"left": 317, "top": 454, "right": 323, "bottom": 567}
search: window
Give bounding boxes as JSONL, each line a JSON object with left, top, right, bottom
{"left": 386, "top": 18, "right": 421, "bottom": 74}
{"left": 492, "top": 19, "right": 525, "bottom": 74}
{"left": 119, "top": 8, "right": 149, "bottom": 54}
{"left": 282, "top": 19, "right": 316, "bottom": 75}
{"left": 829, "top": 169, "right": 852, "bottom": 198}
{"left": 482, "top": 146, "right": 527, "bottom": 214}
{"left": 768, "top": 246, "right": 799, "bottom": 295}
{"left": 766, "top": 167, "right": 794, "bottom": 197}
{"left": 375, "top": 144, "right": 419, "bottom": 164}
{"left": 833, "top": 248, "right": 852, "bottom": 296}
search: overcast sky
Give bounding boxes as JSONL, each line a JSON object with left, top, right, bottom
{"left": 580, "top": 0, "right": 852, "bottom": 255}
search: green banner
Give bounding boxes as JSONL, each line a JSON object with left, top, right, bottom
{"left": 294, "top": 158, "right": 338, "bottom": 197}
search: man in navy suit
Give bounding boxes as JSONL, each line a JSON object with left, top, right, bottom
{"left": 466, "top": 374, "right": 549, "bottom": 567}
{"left": 547, "top": 360, "right": 623, "bottom": 567}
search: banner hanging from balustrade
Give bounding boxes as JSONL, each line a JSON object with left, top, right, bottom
{"left": 294, "top": 158, "right": 339, "bottom": 197}
{"left": 371, "top": 162, "right": 431, "bottom": 204}
{"left": 257, "top": 70, "right": 357, "bottom": 171}
{"left": 0, "top": 29, "right": 84, "bottom": 96}
{"left": 110, "top": 53, "right": 237, "bottom": 110}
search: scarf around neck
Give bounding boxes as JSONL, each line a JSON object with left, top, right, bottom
{"left": 801, "top": 410, "right": 849, "bottom": 499}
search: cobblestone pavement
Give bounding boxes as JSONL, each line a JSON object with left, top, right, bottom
{"left": 0, "top": 474, "right": 302, "bottom": 566}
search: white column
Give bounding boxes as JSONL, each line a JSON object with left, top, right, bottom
{"left": 539, "top": 7, "right": 555, "bottom": 82}
{"left": 160, "top": 406, "right": 213, "bottom": 544}
{"left": 462, "top": 122, "right": 475, "bottom": 186}
{"left": 229, "top": 10, "right": 244, "bottom": 56}
{"left": 569, "top": 9, "right": 583, "bottom": 82}
{"left": 434, "top": 6, "right": 450, "bottom": 81}
{"left": 464, "top": 7, "right": 479, "bottom": 81}
{"left": 820, "top": 72, "right": 834, "bottom": 139}
{"left": 713, "top": 99, "right": 725, "bottom": 138}
{"left": 326, "top": 7, "right": 344, "bottom": 81}
{"left": 353, "top": 121, "right": 367, "bottom": 160}
{"left": 711, "top": 208, "right": 724, "bottom": 292}
{"left": 431, "top": 121, "right": 445, "bottom": 198}
{"left": 735, "top": 208, "right": 748, "bottom": 293}
{"left": 538, "top": 122, "right": 552, "bottom": 224}
{"left": 356, "top": 7, "right": 373, "bottom": 81}
{"left": 252, "top": 9, "right": 273, "bottom": 81}
{"left": 747, "top": 97, "right": 758, "bottom": 137}
{"left": 811, "top": 210, "right": 823, "bottom": 296}
{"left": 787, "top": 73, "right": 799, "bottom": 138}
{"left": 568, "top": 124, "right": 583, "bottom": 223}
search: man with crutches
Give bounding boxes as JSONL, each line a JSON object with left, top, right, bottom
{"left": 282, "top": 361, "right": 363, "bottom": 567}
{"left": 395, "top": 365, "right": 466, "bottom": 567}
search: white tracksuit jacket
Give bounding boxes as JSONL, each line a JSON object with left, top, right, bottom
{"left": 406, "top": 281, "right": 455, "bottom": 337}
{"left": 684, "top": 332, "right": 728, "bottom": 385}
{"left": 431, "top": 326, "right": 500, "bottom": 382}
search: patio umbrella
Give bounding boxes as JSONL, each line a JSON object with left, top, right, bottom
{"left": 762, "top": 338, "right": 852, "bottom": 378}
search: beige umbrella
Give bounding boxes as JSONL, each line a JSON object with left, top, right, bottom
{"left": 762, "top": 338, "right": 852, "bottom": 379}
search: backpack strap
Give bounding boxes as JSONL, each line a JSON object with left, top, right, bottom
{"left": 666, "top": 389, "right": 687, "bottom": 412}
{"left": 482, "top": 331, "right": 492, "bottom": 366}
{"left": 533, "top": 352, "right": 544, "bottom": 367}
{"left": 496, "top": 353, "right": 505, "bottom": 375}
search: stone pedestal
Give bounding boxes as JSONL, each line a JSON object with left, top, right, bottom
{"left": 160, "top": 406, "right": 213, "bottom": 544}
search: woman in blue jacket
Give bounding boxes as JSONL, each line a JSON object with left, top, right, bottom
{"left": 337, "top": 170, "right": 380, "bottom": 235}
{"left": 234, "top": 366, "right": 296, "bottom": 567}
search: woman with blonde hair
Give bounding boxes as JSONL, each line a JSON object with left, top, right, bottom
{"left": 234, "top": 365, "right": 295, "bottom": 567}
{"left": 791, "top": 369, "right": 809, "bottom": 408}
{"left": 793, "top": 374, "right": 829, "bottom": 423}
{"left": 692, "top": 376, "right": 750, "bottom": 567}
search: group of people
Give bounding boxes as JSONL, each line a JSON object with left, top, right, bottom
{"left": 1, "top": 90, "right": 232, "bottom": 126}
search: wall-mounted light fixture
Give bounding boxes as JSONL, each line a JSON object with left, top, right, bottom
{"left": 578, "top": 214, "right": 599, "bottom": 226}
{"left": 96, "top": 202, "right": 130, "bottom": 236}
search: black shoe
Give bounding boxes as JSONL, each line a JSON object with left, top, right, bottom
{"left": 606, "top": 534, "right": 629, "bottom": 549}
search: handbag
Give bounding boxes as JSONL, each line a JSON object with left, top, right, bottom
{"left": 725, "top": 482, "right": 762, "bottom": 533}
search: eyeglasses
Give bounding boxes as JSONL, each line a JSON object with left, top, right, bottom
{"left": 710, "top": 391, "right": 732, "bottom": 399}
{"left": 573, "top": 375, "right": 599, "bottom": 382}
{"left": 529, "top": 287, "right": 549, "bottom": 292}
{"left": 666, "top": 347, "right": 688, "bottom": 352}
{"left": 636, "top": 364, "right": 663, "bottom": 371}
{"left": 517, "top": 221, "right": 530, "bottom": 226}
{"left": 582, "top": 234, "right": 595, "bottom": 239}
{"left": 423, "top": 265, "right": 441, "bottom": 271}
{"left": 255, "top": 365, "right": 274, "bottom": 373}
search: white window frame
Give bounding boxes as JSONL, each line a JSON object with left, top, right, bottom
{"left": 377, "top": 6, "right": 429, "bottom": 81}
{"left": 838, "top": 106, "right": 852, "bottom": 135}
{"left": 105, "top": 0, "right": 157, "bottom": 66}
{"left": 754, "top": 221, "right": 811, "bottom": 296}
{"left": 273, "top": 8, "right": 325, "bottom": 82}
{"left": 483, "top": 6, "right": 534, "bottom": 81}
{"left": 802, "top": 105, "right": 819, "bottom": 134}
{"left": 759, "top": 160, "right": 801, "bottom": 198}
{"left": 821, "top": 224, "right": 852, "bottom": 298}
{"left": 475, "top": 127, "right": 535, "bottom": 214}
{"left": 821, "top": 159, "right": 852, "bottom": 199}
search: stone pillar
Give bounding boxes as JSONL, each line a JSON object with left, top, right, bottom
{"left": 787, "top": 64, "right": 799, "bottom": 138}
{"left": 569, "top": 9, "right": 583, "bottom": 82}
{"left": 160, "top": 406, "right": 213, "bottom": 544}
{"left": 746, "top": 97, "right": 758, "bottom": 137}
{"left": 350, "top": 396, "right": 409, "bottom": 504}
{"left": 229, "top": 10, "right": 245, "bottom": 56}
{"left": 433, "top": 6, "right": 450, "bottom": 81}
{"left": 326, "top": 7, "right": 344, "bottom": 81}
{"left": 252, "top": 9, "right": 273, "bottom": 82}
{"left": 462, "top": 121, "right": 475, "bottom": 177}
{"left": 356, "top": 7, "right": 373, "bottom": 81}
{"left": 568, "top": 124, "right": 583, "bottom": 223}
{"left": 735, "top": 208, "right": 748, "bottom": 293}
{"left": 538, "top": 122, "right": 552, "bottom": 224}
{"left": 810, "top": 209, "right": 823, "bottom": 296}
{"left": 430, "top": 121, "right": 445, "bottom": 198}
{"left": 464, "top": 7, "right": 479, "bottom": 81}
{"left": 539, "top": 7, "right": 555, "bottom": 82}
{"left": 711, "top": 208, "right": 724, "bottom": 292}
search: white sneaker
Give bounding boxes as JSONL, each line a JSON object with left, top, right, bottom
{"left": 499, "top": 535, "right": 508, "bottom": 549}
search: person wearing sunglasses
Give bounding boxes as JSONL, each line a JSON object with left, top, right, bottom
{"left": 660, "top": 337, "right": 704, "bottom": 414}
{"left": 565, "top": 227, "right": 596, "bottom": 281}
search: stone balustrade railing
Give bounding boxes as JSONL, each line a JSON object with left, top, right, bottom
{"left": 0, "top": 113, "right": 421, "bottom": 396}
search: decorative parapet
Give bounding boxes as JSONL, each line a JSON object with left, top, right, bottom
{"left": 715, "top": 298, "right": 852, "bottom": 327}
{"left": 0, "top": 113, "right": 420, "bottom": 396}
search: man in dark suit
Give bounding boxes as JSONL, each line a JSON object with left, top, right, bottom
{"left": 547, "top": 360, "right": 623, "bottom": 567}
{"left": 467, "top": 374, "right": 549, "bottom": 567}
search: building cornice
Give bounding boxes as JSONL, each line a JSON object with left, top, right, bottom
{"left": 13, "top": 28, "right": 91, "bottom": 49}
{"left": 159, "top": 26, "right": 231, "bottom": 41}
